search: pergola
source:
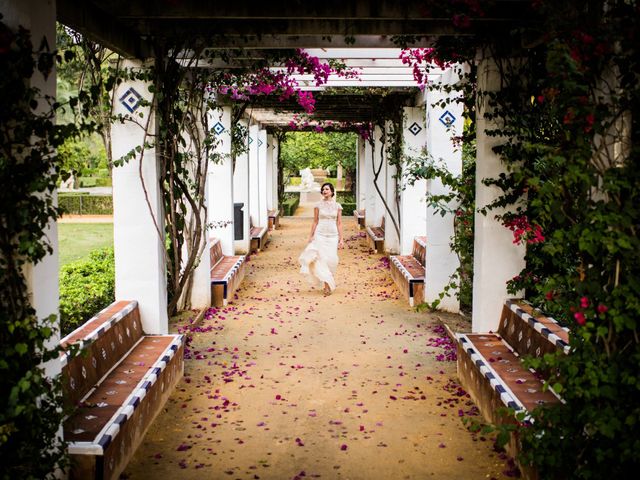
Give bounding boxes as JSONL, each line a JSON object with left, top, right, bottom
{"left": 6, "top": 0, "right": 531, "bottom": 346}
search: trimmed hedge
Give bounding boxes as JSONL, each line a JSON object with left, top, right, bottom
{"left": 59, "top": 193, "right": 113, "bottom": 215}
{"left": 281, "top": 196, "right": 300, "bottom": 216}
{"left": 342, "top": 202, "right": 357, "bottom": 215}
{"left": 59, "top": 247, "right": 115, "bottom": 336}
{"left": 79, "top": 177, "right": 112, "bottom": 187}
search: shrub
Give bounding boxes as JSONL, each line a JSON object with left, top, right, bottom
{"left": 59, "top": 193, "right": 113, "bottom": 215}
{"left": 281, "top": 196, "right": 300, "bottom": 216}
{"left": 336, "top": 192, "right": 355, "bottom": 204}
{"left": 79, "top": 177, "right": 97, "bottom": 187}
{"left": 341, "top": 202, "right": 356, "bottom": 215}
{"left": 59, "top": 248, "right": 115, "bottom": 336}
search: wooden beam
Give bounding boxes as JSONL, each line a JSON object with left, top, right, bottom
{"left": 57, "top": 0, "right": 152, "bottom": 58}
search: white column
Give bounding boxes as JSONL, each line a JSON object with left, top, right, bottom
{"left": 266, "top": 133, "right": 274, "bottom": 211}
{"left": 384, "top": 120, "right": 400, "bottom": 253}
{"left": 248, "top": 124, "right": 260, "bottom": 228}
{"left": 356, "top": 137, "right": 366, "bottom": 210}
{"left": 258, "top": 129, "right": 269, "bottom": 228}
{"left": 271, "top": 137, "right": 279, "bottom": 213}
{"left": 423, "top": 69, "right": 465, "bottom": 313}
{"left": 112, "top": 59, "right": 168, "bottom": 334}
{"left": 472, "top": 54, "right": 526, "bottom": 331}
{"left": 364, "top": 137, "right": 377, "bottom": 225}
{"left": 233, "top": 119, "right": 250, "bottom": 254}
{"left": 9, "top": 0, "right": 60, "bottom": 377}
{"left": 208, "top": 106, "right": 234, "bottom": 255}
{"left": 400, "top": 107, "right": 428, "bottom": 255}
{"left": 185, "top": 131, "right": 210, "bottom": 310}
{"left": 370, "top": 126, "right": 386, "bottom": 227}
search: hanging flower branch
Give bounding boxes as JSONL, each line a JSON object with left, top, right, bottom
{"left": 213, "top": 49, "right": 358, "bottom": 114}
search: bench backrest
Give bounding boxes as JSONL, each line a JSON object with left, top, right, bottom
{"left": 412, "top": 237, "right": 426, "bottom": 265}
{"left": 60, "top": 300, "right": 144, "bottom": 407}
{"left": 498, "top": 299, "right": 570, "bottom": 366}
{"left": 210, "top": 238, "right": 223, "bottom": 267}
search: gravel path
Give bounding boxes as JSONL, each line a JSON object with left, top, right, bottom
{"left": 124, "top": 217, "right": 512, "bottom": 479}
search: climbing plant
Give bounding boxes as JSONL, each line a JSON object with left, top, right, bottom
{"left": 0, "top": 17, "right": 96, "bottom": 478}
{"left": 403, "top": 64, "right": 477, "bottom": 312}
{"left": 114, "top": 43, "right": 225, "bottom": 316}
{"left": 397, "top": 1, "right": 640, "bottom": 477}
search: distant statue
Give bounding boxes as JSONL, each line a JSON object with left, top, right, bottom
{"left": 300, "top": 167, "right": 316, "bottom": 190}
{"left": 60, "top": 173, "right": 77, "bottom": 190}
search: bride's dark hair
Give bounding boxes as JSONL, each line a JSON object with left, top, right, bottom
{"left": 320, "top": 182, "right": 335, "bottom": 197}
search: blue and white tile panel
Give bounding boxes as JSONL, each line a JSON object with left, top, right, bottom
{"left": 414, "top": 237, "right": 427, "bottom": 250}
{"left": 457, "top": 334, "right": 528, "bottom": 415}
{"left": 67, "top": 334, "right": 184, "bottom": 455}
{"left": 505, "top": 299, "right": 570, "bottom": 354}
{"left": 366, "top": 226, "right": 383, "bottom": 241}
{"left": 60, "top": 301, "right": 139, "bottom": 367}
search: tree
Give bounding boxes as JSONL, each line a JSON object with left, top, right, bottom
{"left": 280, "top": 131, "right": 356, "bottom": 179}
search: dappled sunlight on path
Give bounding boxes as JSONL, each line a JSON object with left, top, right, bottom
{"left": 124, "top": 218, "right": 513, "bottom": 479}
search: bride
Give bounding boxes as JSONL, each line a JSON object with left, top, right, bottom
{"left": 298, "top": 182, "right": 344, "bottom": 295}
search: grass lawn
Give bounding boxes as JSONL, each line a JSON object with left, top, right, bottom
{"left": 58, "top": 223, "right": 114, "bottom": 267}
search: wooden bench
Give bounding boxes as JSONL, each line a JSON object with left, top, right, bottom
{"left": 249, "top": 216, "right": 269, "bottom": 253}
{"left": 268, "top": 209, "right": 280, "bottom": 230}
{"left": 456, "top": 299, "right": 570, "bottom": 475}
{"left": 389, "top": 236, "right": 426, "bottom": 306}
{"left": 365, "top": 216, "right": 385, "bottom": 253}
{"left": 353, "top": 209, "right": 365, "bottom": 229}
{"left": 60, "top": 300, "right": 185, "bottom": 480}
{"left": 210, "top": 237, "right": 246, "bottom": 307}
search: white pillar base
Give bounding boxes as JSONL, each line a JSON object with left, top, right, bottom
{"left": 424, "top": 69, "right": 465, "bottom": 313}
{"left": 112, "top": 59, "right": 168, "bottom": 334}
{"left": 472, "top": 54, "right": 526, "bottom": 331}
{"left": 400, "top": 107, "right": 427, "bottom": 255}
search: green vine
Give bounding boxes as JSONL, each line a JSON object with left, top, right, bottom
{"left": 0, "top": 18, "right": 92, "bottom": 478}
{"left": 398, "top": 1, "right": 640, "bottom": 477}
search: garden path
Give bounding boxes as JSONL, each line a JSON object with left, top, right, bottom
{"left": 124, "top": 217, "right": 513, "bottom": 479}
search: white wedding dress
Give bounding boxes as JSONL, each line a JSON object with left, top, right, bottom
{"left": 298, "top": 199, "right": 342, "bottom": 291}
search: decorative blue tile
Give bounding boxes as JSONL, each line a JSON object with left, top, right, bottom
{"left": 258, "top": 138, "right": 264, "bottom": 147}
{"left": 248, "top": 137, "right": 253, "bottom": 145}
{"left": 439, "top": 110, "right": 456, "bottom": 127}
{"left": 408, "top": 122, "right": 422, "bottom": 136}
{"left": 213, "top": 122, "right": 225, "bottom": 135}
{"left": 119, "top": 87, "right": 143, "bottom": 113}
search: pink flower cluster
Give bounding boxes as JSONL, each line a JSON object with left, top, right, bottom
{"left": 503, "top": 215, "right": 545, "bottom": 245}
{"left": 214, "top": 49, "right": 358, "bottom": 115}
{"left": 400, "top": 48, "right": 454, "bottom": 90}
{"left": 571, "top": 296, "right": 609, "bottom": 326}
{"left": 286, "top": 114, "right": 372, "bottom": 139}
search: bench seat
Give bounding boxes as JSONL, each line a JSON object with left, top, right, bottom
{"left": 455, "top": 299, "right": 569, "bottom": 478}
{"left": 456, "top": 299, "right": 568, "bottom": 422}
{"left": 457, "top": 333, "right": 560, "bottom": 419}
{"left": 389, "top": 237, "right": 426, "bottom": 306}
{"left": 353, "top": 209, "right": 365, "bottom": 229}
{"left": 390, "top": 255, "right": 425, "bottom": 306}
{"left": 268, "top": 209, "right": 280, "bottom": 230}
{"left": 60, "top": 300, "right": 184, "bottom": 480}
{"left": 365, "top": 217, "right": 385, "bottom": 253}
{"left": 250, "top": 224, "right": 269, "bottom": 253}
{"left": 210, "top": 238, "right": 246, "bottom": 307}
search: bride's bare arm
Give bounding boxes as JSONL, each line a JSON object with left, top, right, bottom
{"left": 337, "top": 209, "right": 344, "bottom": 248}
{"left": 308, "top": 207, "right": 319, "bottom": 242}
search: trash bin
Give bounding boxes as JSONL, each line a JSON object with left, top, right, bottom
{"left": 234, "top": 203, "right": 244, "bottom": 240}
